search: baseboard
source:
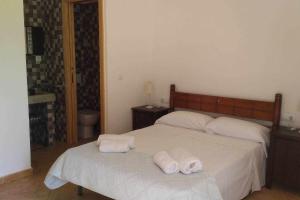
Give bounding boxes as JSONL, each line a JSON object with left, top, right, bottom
{"left": 0, "top": 168, "right": 33, "bottom": 185}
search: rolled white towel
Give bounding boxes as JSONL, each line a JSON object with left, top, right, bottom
{"left": 168, "top": 148, "right": 203, "bottom": 175}
{"left": 97, "top": 134, "right": 135, "bottom": 149}
{"left": 153, "top": 151, "right": 179, "bottom": 174}
{"left": 99, "top": 139, "right": 130, "bottom": 153}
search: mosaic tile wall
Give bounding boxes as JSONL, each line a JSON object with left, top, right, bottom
{"left": 23, "top": 0, "right": 49, "bottom": 90}
{"left": 23, "top": 0, "right": 66, "bottom": 141}
{"left": 47, "top": 103, "right": 56, "bottom": 144}
{"left": 74, "top": 3, "right": 100, "bottom": 113}
{"left": 43, "top": 0, "right": 66, "bottom": 141}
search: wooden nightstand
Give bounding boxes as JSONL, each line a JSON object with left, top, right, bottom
{"left": 132, "top": 106, "right": 169, "bottom": 130}
{"left": 267, "top": 127, "right": 300, "bottom": 190}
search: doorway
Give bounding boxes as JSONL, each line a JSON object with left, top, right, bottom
{"left": 62, "top": 0, "right": 106, "bottom": 145}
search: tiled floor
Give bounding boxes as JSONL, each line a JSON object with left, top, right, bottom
{"left": 0, "top": 142, "right": 299, "bottom": 200}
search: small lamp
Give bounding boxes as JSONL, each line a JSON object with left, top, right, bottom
{"left": 144, "top": 81, "right": 154, "bottom": 109}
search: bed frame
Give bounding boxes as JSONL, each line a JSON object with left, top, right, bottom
{"left": 77, "top": 85, "right": 282, "bottom": 196}
{"left": 169, "top": 84, "right": 282, "bottom": 129}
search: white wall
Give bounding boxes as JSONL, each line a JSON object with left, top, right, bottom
{"left": 105, "top": 0, "right": 154, "bottom": 134}
{"left": 105, "top": 0, "right": 300, "bottom": 133}
{"left": 150, "top": 0, "right": 300, "bottom": 127}
{"left": 0, "top": 1, "right": 31, "bottom": 177}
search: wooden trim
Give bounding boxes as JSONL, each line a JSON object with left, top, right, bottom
{"left": 62, "top": 0, "right": 77, "bottom": 144}
{"left": 170, "top": 84, "right": 175, "bottom": 112}
{"left": 62, "top": 0, "right": 106, "bottom": 144}
{"left": 169, "top": 84, "right": 282, "bottom": 126}
{"left": 0, "top": 168, "right": 33, "bottom": 185}
{"left": 62, "top": 0, "right": 72, "bottom": 144}
{"left": 273, "top": 93, "right": 282, "bottom": 129}
{"left": 99, "top": 0, "right": 106, "bottom": 134}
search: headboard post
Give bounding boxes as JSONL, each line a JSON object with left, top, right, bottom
{"left": 170, "top": 84, "right": 176, "bottom": 111}
{"left": 273, "top": 93, "right": 282, "bottom": 129}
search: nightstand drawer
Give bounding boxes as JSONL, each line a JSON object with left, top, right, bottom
{"left": 133, "top": 112, "right": 155, "bottom": 130}
{"left": 132, "top": 106, "right": 169, "bottom": 130}
{"left": 285, "top": 141, "right": 300, "bottom": 187}
{"left": 273, "top": 138, "right": 300, "bottom": 188}
{"left": 273, "top": 139, "right": 289, "bottom": 182}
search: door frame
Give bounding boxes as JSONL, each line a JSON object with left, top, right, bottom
{"left": 62, "top": 0, "right": 106, "bottom": 145}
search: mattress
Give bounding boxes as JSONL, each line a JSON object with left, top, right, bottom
{"left": 45, "top": 124, "right": 266, "bottom": 200}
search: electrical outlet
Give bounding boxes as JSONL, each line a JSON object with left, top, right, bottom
{"left": 282, "top": 113, "right": 296, "bottom": 128}
{"left": 282, "top": 113, "right": 295, "bottom": 122}
{"left": 160, "top": 98, "right": 169, "bottom": 105}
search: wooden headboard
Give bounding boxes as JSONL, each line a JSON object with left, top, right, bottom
{"left": 169, "top": 84, "right": 282, "bottom": 129}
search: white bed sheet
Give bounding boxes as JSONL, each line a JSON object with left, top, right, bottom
{"left": 45, "top": 124, "right": 266, "bottom": 200}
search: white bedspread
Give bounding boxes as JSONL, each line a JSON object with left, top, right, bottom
{"left": 45, "top": 124, "right": 266, "bottom": 200}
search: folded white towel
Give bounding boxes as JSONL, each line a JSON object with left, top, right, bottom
{"left": 99, "top": 139, "right": 130, "bottom": 153}
{"left": 153, "top": 151, "right": 179, "bottom": 174}
{"left": 97, "top": 134, "right": 135, "bottom": 149}
{"left": 168, "top": 148, "right": 203, "bottom": 175}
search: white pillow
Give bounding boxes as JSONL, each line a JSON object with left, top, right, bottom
{"left": 155, "top": 111, "right": 213, "bottom": 131}
{"left": 206, "top": 117, "right": 270, "bottom": 146}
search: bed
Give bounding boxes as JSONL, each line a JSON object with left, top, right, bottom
{"left": 45, "top": 84, "right": 282, "bottom": 200}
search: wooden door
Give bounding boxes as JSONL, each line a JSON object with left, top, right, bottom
{"left": 62, "top": 0, "right": 106, "bottom": 145}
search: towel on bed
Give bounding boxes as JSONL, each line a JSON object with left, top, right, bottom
{"left": 169, "top": 148, "right": 203, "bottom": 175}
{"left": 99, "top": 139, "right": 130, "bottom": 153}
{"left": 97, "top": 134, "right": 135, "bottom": 149}
{"left": 153, "top": 151, "right": 179, "bottom": 174}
